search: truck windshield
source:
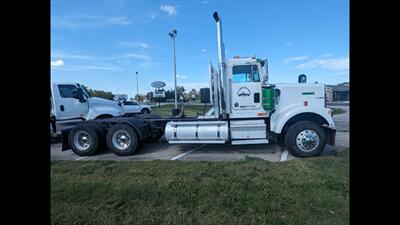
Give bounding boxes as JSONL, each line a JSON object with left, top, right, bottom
{"left": 232, "top": 65, "right": 260, "bottom": 83}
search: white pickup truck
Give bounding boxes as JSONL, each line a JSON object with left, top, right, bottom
{"left": 122, "top": 101, "right": 152, "bottom": 115}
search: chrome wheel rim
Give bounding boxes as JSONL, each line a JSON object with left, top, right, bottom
{"left": 73, "top": 131, "right": 91, "bottom": 151}
{"left": 296, "top": 129, "right": 319, "bottom": 152}
{"left": 112, "top": 130, "right": 131, "bottom": 150}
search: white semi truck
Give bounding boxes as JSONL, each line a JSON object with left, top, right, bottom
{"left": 53, "top": 12, "right": 335, "bottom": 157}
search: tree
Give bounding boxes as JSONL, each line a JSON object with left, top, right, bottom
{"left": 176, "top": 86, "right": 185, "bottom": 96}
{"left": 81, "top": 85, "right": 115, "bottom": 100}
{"left": 163, "top": 86, "right": 186, "bottom": 101}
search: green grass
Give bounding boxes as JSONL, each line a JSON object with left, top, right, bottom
{"left": 150, "top": 103, "right": 210, "bottom": 118}
{"left": 51, "top": 149, "right": 349, "bottom": 225}
{"left": 331, "top": 108, "right": 347, "bottom": 115}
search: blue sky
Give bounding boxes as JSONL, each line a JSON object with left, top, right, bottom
{"left": 51, "top": 0, "right": 349, "bottom": 99}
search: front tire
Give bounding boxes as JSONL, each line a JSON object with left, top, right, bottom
{"left": 68, "top": 124, "right": 100, "bottom": 156}
{"left": 284, "top": 121, "right": 326, "bottom": 157}
{"left": 141, "top": 108, "right": 150, "bottom": 114}
{"left": 106, "top": 124, "right": 139, "bottom": 156}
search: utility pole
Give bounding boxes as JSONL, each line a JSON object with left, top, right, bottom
{"left": 136, "top": 71, "right": 139, "bottom": 102}
{"left": 169, "top": 29, "right": 178, "bottom": 109}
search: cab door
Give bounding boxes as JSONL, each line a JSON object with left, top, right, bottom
{"left": 231, "top": 64, "right": 262, "bottom": 112}
{"left": 51, "top": 83, "right": 89, "bottom": 120}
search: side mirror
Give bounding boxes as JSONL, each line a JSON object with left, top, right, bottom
{"left": 76, "top": 88, "right": 86, "bottom": 103}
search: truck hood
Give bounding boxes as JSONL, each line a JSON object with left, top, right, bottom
{"left": 89, "top": 97, "right": 123, "bottom": 108}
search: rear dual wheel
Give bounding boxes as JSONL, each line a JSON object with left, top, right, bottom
{"left": 69, "top": 124, "right": 103, "bottom": 156}
{"left": 106, "top": 124, "right": 139, "bottom": 156}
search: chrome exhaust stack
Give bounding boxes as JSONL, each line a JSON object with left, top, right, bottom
{"left": 213, "top": 12, "right": 230, "bottom": 117}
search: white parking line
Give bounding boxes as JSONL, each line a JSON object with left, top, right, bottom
{"left": 280, "top": 149, "right": 288, "bottom": 162}
{"left": 75, "top": 157, "right": 87, "bottom": 161}
{"left": 170, "top": 144, "right": 207, "bottom": 161}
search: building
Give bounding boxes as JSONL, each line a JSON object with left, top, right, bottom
{"left": 190, "top": 89, "right": 197, "bottom": 101}
{"left": 326, "top": 82, "right": 349, "bottom": 103}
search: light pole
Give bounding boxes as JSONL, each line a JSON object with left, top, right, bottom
{"left": 169, "top": 29, "right": 178, "bottom": 109}
{"left": 136, "top": 71, "right": 139, "bottom": 102}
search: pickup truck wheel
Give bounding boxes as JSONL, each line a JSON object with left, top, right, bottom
{"left": 68, "top": 124, "right": 100, "bottom": 156}
{"left": 106, "top": 124, "right": 139, "bottom": 156}
{"left": 141, "top": 108, "right": 150, "bottom": 114}
{"left": 285, "top": 121, "right": 326, "bottom": 157}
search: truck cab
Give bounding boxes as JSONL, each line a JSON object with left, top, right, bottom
{"left": 50, "top": 82, "right": 124, "bottom": 135}
{"left": 225, "top": 57, "right": 266, "bottom": 118}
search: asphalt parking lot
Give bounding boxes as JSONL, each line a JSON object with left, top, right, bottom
{"left": 51, "top": 105, "right": 349, "bottom": 162}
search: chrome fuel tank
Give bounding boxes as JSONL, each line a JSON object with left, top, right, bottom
{"left": 165, "top": 120, "right": 228, "bottom": 144}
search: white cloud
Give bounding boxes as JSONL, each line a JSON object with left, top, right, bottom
{"left": 149, "top": 13, "right": 157, "bottom": 19}
{"left": 321, "top": 53, "right": 333, "bottom": 58}
{"left": 74, "top": 65, "right": 121, "bottom": 71}
{"left": 51, "top": 52, "right": 93, "bottom": 60}
{"left": 123, "top": 53, "right": 150, "bottom": 61}
{"left": 201, "top": 49, "right": 207, "bottom": 53}
{"left": 296, "top": 55, "right": 349, "bottom": 71}
{"left": 160, "top": 5, "right": 177, "bottom": 16}
{"left": 118, "top": 41, "right": 149, "bottom": 49}
{"left": 283, "top": 56, "right": 308, "bottom": 63}
{"left": 176, "top": 74, "right": 188, "bottom": 79}
{"left": 52, "top": 14, "right": 132, "bottom": 30}
{"left": 51, "top": 60, "right": 64, "bottom": 67}
{"left": 138, "top": 61, "right": 164, "bottom": 69}
{"left": 51, "top": 63, "right": 121, "bottom": 72}
{"left": 53, "top": 64, "right": 121, "bottom": 72}
{"left": 105, "top": 17, "right": 131, "bottom": 25}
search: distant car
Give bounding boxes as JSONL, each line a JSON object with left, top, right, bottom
{"left": 122, "top": 101, "right": 152, "bottom": 115}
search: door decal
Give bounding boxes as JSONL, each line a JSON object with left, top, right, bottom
{"left": 237, "top": 87, "right": 251, "bottom": 96}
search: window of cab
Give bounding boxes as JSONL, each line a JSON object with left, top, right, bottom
{"left": 232, "top": 65, "right": 260, "bottom": 83}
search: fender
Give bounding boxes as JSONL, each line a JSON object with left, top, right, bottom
{"left": 270, "top": 104, "right": 335, "bottom": 134}
{"left": 98, "top": 117, "right": 152, "bottom": 140}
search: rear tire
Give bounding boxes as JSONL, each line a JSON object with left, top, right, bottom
{"left": 68, "top": 124, "right": 100, "bottom": 156}
{"left": 106, "top": 124, "right": 139, "bottom": 156}
{"left": 141, "top": 108, "right": 150, "bottom": 114}
{"left": 284, "top": 121, "right": 326, "bottom": 157}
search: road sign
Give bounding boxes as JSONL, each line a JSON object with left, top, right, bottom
{"left": 151, "top": 81, "right": 166, "bottom": 88}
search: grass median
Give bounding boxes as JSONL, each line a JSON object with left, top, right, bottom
{"left": 331, "top": 108, "right": 347, "bottom": 115}
{"left": 150, "top": 103, "right": 210, "bottom": 117}
{"left": 51, "top": 149, "right": 349, "bottom": 225}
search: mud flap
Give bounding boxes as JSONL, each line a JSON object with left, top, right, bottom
{"left": 61, "top": 128, "right": 72, "bottom": 151}
{"left": 322, "top": 125, "right": 336, "bottom": 145}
